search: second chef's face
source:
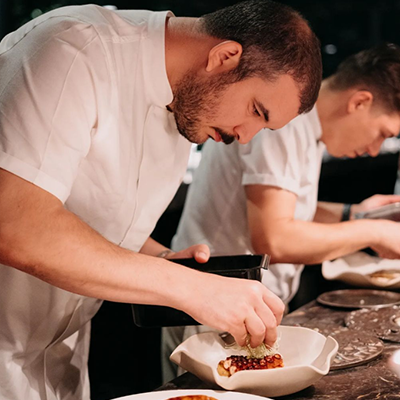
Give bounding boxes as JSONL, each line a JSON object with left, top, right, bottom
{"left": 323, "top": 104, "right": 400, "bottom": 158}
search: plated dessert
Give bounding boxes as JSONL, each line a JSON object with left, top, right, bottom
{"left": 217, "top": 354, "right": 284, "bottom": 377}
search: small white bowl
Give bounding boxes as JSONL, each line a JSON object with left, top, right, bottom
{"left": 170, "top": 325, "right": 338, "bottom": 398}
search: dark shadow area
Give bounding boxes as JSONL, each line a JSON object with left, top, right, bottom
{"left": 89, "top": 302, "right": 162, "bottom": 400}
{"left": 319, "top": 152, "right": 399, "bottom": 204}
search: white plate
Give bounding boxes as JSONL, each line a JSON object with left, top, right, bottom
{"left": 322, "top": 251, "right": 400, "bottom": 288}
{"left": 113, "top": 389, "right": 270, "bottom": 399}
{"left": 170, "top": 325, "right": 338, "bottom": 397}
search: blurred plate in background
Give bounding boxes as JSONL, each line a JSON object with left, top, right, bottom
{"left": 317, "top": 289, "right": 400, "bottom": 309}
{"left": 322, "top": 252, "right": 400, "bottom": 289}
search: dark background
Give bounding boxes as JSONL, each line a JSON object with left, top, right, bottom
{"left": 2, "top": 1, "right": 400, "bottom": 399}
{"left": 4, "top": 0, "right": 400, "bottom": 79}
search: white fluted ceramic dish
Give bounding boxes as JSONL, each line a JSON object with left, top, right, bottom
{"left": 170, "top": 325, "right": 338, "bottom": 397}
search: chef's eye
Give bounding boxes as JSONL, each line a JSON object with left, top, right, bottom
{"left": 253, "top": 105, "right": 260, "bottom": 116}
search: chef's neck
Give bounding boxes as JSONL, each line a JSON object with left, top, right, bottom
{"left": 164, "top": 16, "right": 224, "bottom": 94}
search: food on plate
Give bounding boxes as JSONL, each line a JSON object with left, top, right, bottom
{"left": 227, "top": 333, "right": 281, "bottom": 359}
{"left": 217, "top": 353, "right": 284, "bottom": 377}
{"left": 166, "top": 396, "right": 218, "bottom": 400}
{"left": 368, "top": 270, "right": 400, "bottom": 284}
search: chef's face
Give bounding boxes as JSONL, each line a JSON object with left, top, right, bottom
{"left": 171, "top": 71, "right": 301, "bottom": 145}
{"left": 324, "top": 106, "right": 400, "bottom": 158}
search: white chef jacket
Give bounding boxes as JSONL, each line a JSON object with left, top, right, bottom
{"left": 0, "top": 5, "right": 191, "bottom": 400}
{"left": 172, "top": 106, "right": 325, "bottom": 303}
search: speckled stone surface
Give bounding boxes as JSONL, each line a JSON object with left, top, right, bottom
{"left": 158, "top": 301, "right": 400, "bottom": 399}
{"left": 345, "top": 305, "right": 400, "bottom": 342}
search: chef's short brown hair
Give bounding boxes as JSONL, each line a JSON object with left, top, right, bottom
{"left": 201, "top": 0, "right": 322, "bottom": 115}
{"left": 328, "top": 43, "right": 400, "bottom": 113}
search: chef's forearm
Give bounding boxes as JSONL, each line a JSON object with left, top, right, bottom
{"left": 1, "top": 205, "right": 190, "bottom": 305}
{"left": 314, "top": 201, "right": 345, "bottom": 223}
{"left": 251, "top": 218, "right": 382, "bottom": 264}
{"left": 0, "top": 169, "right": 192, "bottom": 307}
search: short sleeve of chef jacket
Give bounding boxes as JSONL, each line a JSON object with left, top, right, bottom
{"left": 0, "top": 16, "right": 110, "bottom": 203}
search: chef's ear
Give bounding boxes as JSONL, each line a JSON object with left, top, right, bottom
{"left": 347, "top": 90, "right": 374, "bottom": 114}
{"left": 205, "top": 40, "right": 242, "bottom": 73}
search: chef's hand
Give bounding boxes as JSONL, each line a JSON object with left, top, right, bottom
{"left": 182, "top": 273, "right": 285, "bottom": 348}
{"left": 351, "top": 194, "right": 400, "bottom": 218}
{"left": 164, "top": 244, "right": 210, "bottom": 263}
{"left": 370, "top": 219, "right": 400, "bottom": 259}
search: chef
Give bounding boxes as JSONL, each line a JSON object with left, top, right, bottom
{"left": 0, "top": 1, "right": 322, "bottom": 399}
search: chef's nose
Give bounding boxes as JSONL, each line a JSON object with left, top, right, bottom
{"left": 235, "top": 121, "right": 266, "bottom": 144}
{"left": 367, "top": 139, "right": 384, "bottom": 157}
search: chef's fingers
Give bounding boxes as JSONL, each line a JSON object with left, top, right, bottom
{"left": 229, "top": 322, "right": 250, "bottom": 347}
{"left": 194, "top": 244, "right": 210, "bottom": 263}
{"left": 166, "top": 244, "right": 210, "bottom": 263}
{"left": 251, "top": 300, "right": 281, "bottom": 347}
{"left": 245, "top": 310, "right": 274, "bottom": 348}
{"left": 229, "top": 304, "right": 278, "bottom": 349}
{"left": 263, "top": 289, "right": 285, "bottom": 325}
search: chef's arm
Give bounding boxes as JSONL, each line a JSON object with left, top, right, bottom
{"left": 0, "top": 169, "right": 283, "bottom": 347}
{"left": 0, "top": 168, "right": 206, "bottom": 304}
{"left": 315, "top": 195, "right": 400, "bottom": 223}
{"left": 245, "top": 185, "right": 400, "bottom": 264}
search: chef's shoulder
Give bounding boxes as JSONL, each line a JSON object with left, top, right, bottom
{"left": 1, "top": 6, "right": 112, "bottom": 56}
{"left": 0, "top": 5, "right": 114, "bottom": 101}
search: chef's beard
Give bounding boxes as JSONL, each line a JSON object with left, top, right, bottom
{"left": 171, "top": 71, "right": 237, "bottom": 144}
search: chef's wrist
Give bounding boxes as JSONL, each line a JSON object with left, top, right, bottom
{"left": 341, "top": 203, "right": 352, "bottom": 221}
{"left": 157, "top": 249, "right": 175, "bottom": 259}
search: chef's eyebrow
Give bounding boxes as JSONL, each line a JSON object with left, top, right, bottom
{"left": 255, "top": 100, "right": 270, "bottom": 123}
